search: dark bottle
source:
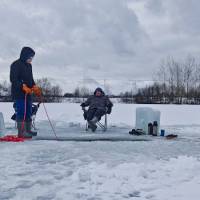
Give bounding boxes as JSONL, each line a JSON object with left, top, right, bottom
{"left": 148, "top": 123, "right": 153, "bottom": 135}
{"left": 153, "top": 121, "right": 158, "bottom": 136}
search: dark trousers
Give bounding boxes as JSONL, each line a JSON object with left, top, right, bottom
{"left": 87, "top": 108, "right": 105, "bottom": 121}
{"left": 15, "top": 98, "right": 32, "bottom": 121}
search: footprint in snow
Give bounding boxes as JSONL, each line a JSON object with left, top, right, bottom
{"left": 127, "top": 191, "right": 141, "bottom": 198}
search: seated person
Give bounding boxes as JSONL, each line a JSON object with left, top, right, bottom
{"left": 81, "top": 87, "right": 113, "bottom": 132}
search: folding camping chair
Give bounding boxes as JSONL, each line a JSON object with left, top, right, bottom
{"left": 82, "top": 107, "right": 108, "bottom": 132}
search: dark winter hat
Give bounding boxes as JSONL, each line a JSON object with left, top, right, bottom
{"left": 94, "top": 87, "right": 105, "bottom": 95}
{"left": 20, "top": 47, "right": 35, "bottom": 62}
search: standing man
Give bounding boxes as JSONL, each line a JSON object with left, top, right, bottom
{"left": 10, "top": 47, "right": 41, "bottom": 138}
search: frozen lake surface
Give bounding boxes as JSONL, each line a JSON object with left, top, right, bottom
{"left": 0, "top": 103, "right": 200, "bottom": 200}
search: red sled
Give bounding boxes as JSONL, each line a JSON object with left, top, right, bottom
{"left": 0, "top": 135, "right": 31, "bottom": 142}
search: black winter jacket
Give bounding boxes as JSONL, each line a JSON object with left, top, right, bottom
{"left": 10, "top": 47, "right": 35, "bottom": 100}
{"left": 81, "top": 93, "right": 113, "bottom": 113}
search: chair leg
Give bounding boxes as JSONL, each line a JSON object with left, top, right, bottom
{"left": 97, "top": 122, "right": 104, "bottom": 129}
{"left": 86, "top": 121, "right": 89, "bottom": 131}
{"left": 32, "top": 116, "right": 37, "bottom": 130}
{"left": 97, "top": 121, "right": 107, "bottom": 132}
{"left": 85, "top": 114, "right": 108, "bottom": 132}
{"left": 104, "top": 114, "right": 107, "bottom": 131}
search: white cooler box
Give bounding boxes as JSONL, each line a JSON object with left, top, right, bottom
{"left": 135, "top": 107, "right": 160, "bottom": 134}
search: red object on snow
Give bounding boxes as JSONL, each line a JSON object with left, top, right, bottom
{"left": 0, "top": 135, "right": 31, "bottom": 142}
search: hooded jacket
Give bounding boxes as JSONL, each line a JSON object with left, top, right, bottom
{"left": 10, "top": 47, "right": 35, "bottom": 100}
{"left": 81, "top": 88, "right": 113, "bottom": 111}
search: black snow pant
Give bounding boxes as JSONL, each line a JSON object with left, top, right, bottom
{"left": 86, "top": 108, "right": 106, "bottom": 121}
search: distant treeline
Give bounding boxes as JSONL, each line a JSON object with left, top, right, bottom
{"left": 1, "top": 55, "right": 200, "bottom": 104}
{"left": 133, "top": 56, "right": 200, "bottom": 104}
{"left": 0, "top": 78, "right": 63, "bottom": 103}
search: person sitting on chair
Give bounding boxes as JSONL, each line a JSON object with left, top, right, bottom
{"left": 81, "top": 87, "right": 113, "bottom": 132}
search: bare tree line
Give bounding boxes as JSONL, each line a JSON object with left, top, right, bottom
{"left": 135, "top": 56, "right": 200, "bottom": 104}
{"left": 1, "top": 55, "right": 200, "bottom": 104}
{"left": 0, "top": 78, "right": 63, "bottom": 102}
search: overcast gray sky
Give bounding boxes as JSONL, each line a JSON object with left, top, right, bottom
{"left": 0, "top": 0, "right": 200, "bottom": 93}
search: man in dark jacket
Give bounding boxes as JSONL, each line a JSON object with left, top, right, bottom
{"left": 81, "top": 88, "right": 113, "bottom": 132}
{"left": 10, "top": 47, "right": 41, "bottom": 138}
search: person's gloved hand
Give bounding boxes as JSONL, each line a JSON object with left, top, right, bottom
{"left": 107, "top": 107, "right": 112, "bottom": 114}
{"left": 32, "top": 85, "right": 42, "bottom": 97}
{"left": 80, "top": 103, "right": 86, "bottom": 107}
{"left": 22, "top": 84, "right": 32, "bottom": 94}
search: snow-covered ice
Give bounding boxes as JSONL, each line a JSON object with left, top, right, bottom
{"left": 0, "top": 103, "right": 200, "bottom": 200}
{"left": 0, "top": 112, "right": 5, "bottom": 136}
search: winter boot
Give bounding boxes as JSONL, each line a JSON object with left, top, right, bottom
{"left": 17, "top": 121, "right": 32, "bottom": 138}
{"left": 26, "top": 121, "right": 37, "bottom": 137}
{"left": 88, "top": 117, "right": 98, "bottom": 132}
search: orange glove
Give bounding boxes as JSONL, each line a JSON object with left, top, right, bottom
{"left": 32, "top": 85, "right": 42, "bottom": 97}
{"left": 22, "top": 84, "right": 32, "bottom": 94}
